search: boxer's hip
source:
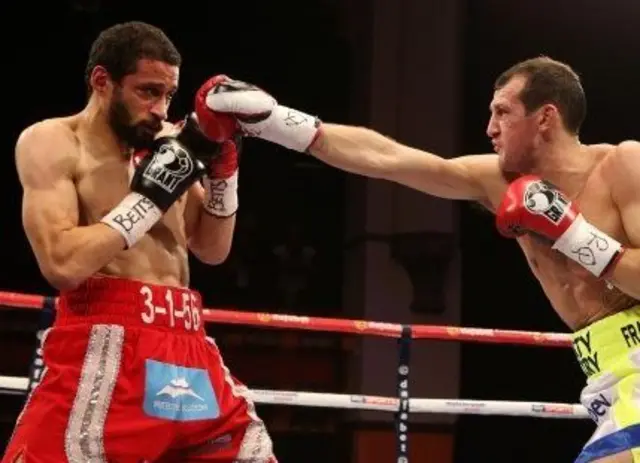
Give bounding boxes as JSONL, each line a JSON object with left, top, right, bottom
{"left": 56, "top": 275, "right": 205, "bottom": 334}
{"left": 47, "top": 276, "right": 216, "bottom": 423}
{"left": 571, "top": 306, "right": 640, "bottom": 462}
{"left": 571, "top": 305, "right": 640, "bottom": 379}
{"left": 2, "top": 277, "right": 270, "bottom": 461}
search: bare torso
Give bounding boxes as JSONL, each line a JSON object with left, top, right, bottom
{"left": 486, "top": 144, "right": 639, "bottom": 330}
{"left": 68, "top": 115, "right": 191, "bottom": 287}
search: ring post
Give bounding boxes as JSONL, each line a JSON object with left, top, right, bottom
{"left": 395, "top": 325, "right": 412, "bottom": 463}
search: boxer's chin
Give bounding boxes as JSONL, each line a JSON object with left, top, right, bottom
{"left": 110, "top": 122, "right": 152, "bottom": 150}
{"left": 498, "top": 152, "right": 526, "bottom": 181}
{"left": 129, "top": 125, "right": 159, "bottom": 150}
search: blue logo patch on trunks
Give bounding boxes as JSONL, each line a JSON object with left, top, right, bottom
{"left": 143, "top": 359, "right": 219, "bottom": 421}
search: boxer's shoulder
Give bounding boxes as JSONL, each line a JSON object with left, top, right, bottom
{"left": 612, "top": 140, "right": 640, "bottom": 163}
{"left": 17, "top": 117, "right": 80, "bottom": 155}
{"left": 604, "top": 140, "right": 640, "bottom": 199}
{"left": 15, "top": 117, "right": 80, "bottom": 181}
{"left": 591, "top": 141, "right": 639, "bottom": 186}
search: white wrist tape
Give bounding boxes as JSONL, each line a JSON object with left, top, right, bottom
{"left": 101, "top": 192, "right": 162, "bottom": 249}
{"left": 245, "top": 105, "right": 319, "bottom": 152}
{"left": 552, "top": 214, "right": 623, "bottom": 277}
{"left": 203, "top": 170, "right": 238, "bottom": 217}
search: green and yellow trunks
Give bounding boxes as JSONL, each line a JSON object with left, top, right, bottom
{"left": 572, "top": 306, "right": 640, "bottom": 462}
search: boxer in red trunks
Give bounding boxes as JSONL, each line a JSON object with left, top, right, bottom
{"left": 4, "top": 21, "right": 276, "bottom": 462}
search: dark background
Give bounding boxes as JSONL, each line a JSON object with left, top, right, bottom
{"left": 1, "top": 0, "right": 639, "bottom": 462}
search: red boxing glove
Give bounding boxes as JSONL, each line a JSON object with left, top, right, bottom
{"left": 496, "top": 175, "right": 576, "bottom": 241}
{"left": 496, "top": 175, "right": 624, "bottom": 277}
{"left": 194, "top": 75, "right": 238, "bottom": 142}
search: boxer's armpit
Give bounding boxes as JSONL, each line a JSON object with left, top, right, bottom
{"left": 473, "top": 198, "right": 496, "bottom": 213}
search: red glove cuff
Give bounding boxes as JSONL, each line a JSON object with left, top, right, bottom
{"left": 209, "top": 140, "right": 239, "bottom": 180}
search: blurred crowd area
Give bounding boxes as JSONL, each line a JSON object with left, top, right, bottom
{"left": 190, "top": 141, "right": 347, "bottom": 316}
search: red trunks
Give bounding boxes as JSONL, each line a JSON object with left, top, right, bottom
{"left": 2, "top": 276, "right": 276, "bottom": 462}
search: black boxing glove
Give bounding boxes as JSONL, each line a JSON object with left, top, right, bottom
{"left": 101, "top": 137, "right": 206, "bottom": 248}
{"left": 175, "top": 113, "right": 225, "bottom": 165}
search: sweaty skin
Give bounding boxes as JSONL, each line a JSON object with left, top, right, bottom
{"left": 75, "top": 118, "right": 197, "bottom": 285}
{"left": 511, "top": 145, "right": 638, "bottom": 329}
{"left": 308, "top": 128, "right": 640, "bottom": 331}
{"left": 16, "top": 59, "right": 233, "bottom": 291}
{"left": 17, "top": 116, "right": 203, "bottom": 288}
{"left": 195, "top": 67, "right": 640, "bottom": 463}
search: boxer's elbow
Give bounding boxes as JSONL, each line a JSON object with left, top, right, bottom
{"left": 39, "top": 248, "right": 90, "bottom": 291}
{"left": 190, "top": 245, "right": 231, "bottom": 266}
{"left": 187, "top": 212, "right": 236, "bottom": 266}
{"left": 41, "top": 262, "right": 85, "bottom": 291}
{"left": 189, "top": 235, "right": 232, "bottom": 266}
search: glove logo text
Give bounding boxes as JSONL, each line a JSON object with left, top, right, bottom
{"left": 523, "top": 180, "right": 569, "bottom": 224}
{"left": 143, "top": 142, "right": 195, "bottom": 193}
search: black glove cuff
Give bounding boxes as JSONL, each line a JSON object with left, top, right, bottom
{"left": 176, "top": 113, "right": 223, "bottom": 158}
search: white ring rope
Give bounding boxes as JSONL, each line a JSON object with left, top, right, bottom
{"left": 0, "top": 374, "right": 589, "bottom": 419}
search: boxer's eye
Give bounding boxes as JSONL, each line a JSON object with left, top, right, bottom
{"left": 138, "top": 86, "right": 162, "bottom": 99}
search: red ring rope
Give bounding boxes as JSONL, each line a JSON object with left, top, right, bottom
{"left": 0, "top": 290, "right": 572, "bottom": 347}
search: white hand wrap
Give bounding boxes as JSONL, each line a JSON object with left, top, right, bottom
{"left": 101, "top": 192, "right": 162, "bottom": 248}
{"left": 202, "top": 170, "right": 239, "bottom": 218}
{"left": 552, "top": 214, "right": 624, "bottom": 277}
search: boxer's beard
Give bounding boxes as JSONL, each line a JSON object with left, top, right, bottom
{"left": 108, "top": 87, "right": 162, "bottom": 150}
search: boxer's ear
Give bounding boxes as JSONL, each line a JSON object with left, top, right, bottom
{"left": 90, "top": 65, "right": 111, "bottom": 95}
{"left": 537, "top": 103, "right": 559, "bottom": 133}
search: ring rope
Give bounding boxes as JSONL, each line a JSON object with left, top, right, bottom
{"left": 0, "top": 374, "right": 588, "bottom": 419}
{"left": 0, "top": 282, "right": 589, "bottom": 462}
{"left": 0, "top": 290, "right": 572, "bottom": 347}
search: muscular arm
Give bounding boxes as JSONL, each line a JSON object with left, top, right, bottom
{"left": 608, "top": 141, "right": 640, "bottom": 299}
{"left": 309, "top": 124, "right": 504, "bottom": 208}
{"left": 183, "top": 182, "right": 235, "bottom": 265}
{"left": 16, "top": 121, "right": 126, "bottom": 290}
